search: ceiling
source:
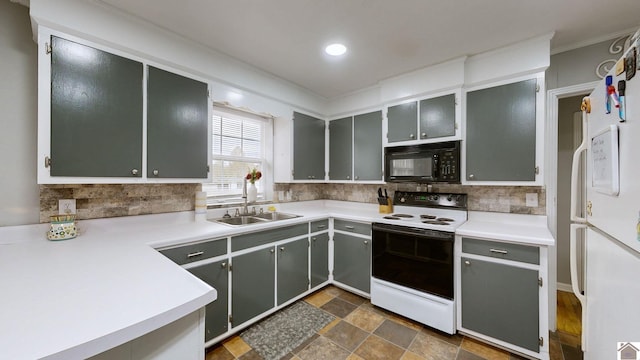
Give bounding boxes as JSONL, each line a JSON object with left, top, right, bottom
{"left": 96, "top": 0, "right": 640, "bottom": 99}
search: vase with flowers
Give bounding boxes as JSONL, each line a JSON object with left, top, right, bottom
{"left": 245, "top": 168, "right": 262, "bottom": 203}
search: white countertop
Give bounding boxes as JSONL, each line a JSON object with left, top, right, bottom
{"left": 0, "top": 200, "right": 553, "bottom": 359}
{"left": 456, "top": 211, "right": 554, "bottom": 246}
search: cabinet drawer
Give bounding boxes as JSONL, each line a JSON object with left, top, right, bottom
{"left": 462, "top": 237, "right": 539, "bottom": 265}
{"left": 232, "top": 223, "right": 308, "bottom": 252}
{"left": 334, "top": 219, "right": 371, "bottom": 236}
{"left": 310, "top": 219, "right": 329, "bottom": 233}
{"left": 160, "top": 238, "right": 227, "bottom": 265}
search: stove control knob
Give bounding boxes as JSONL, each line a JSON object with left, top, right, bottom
{"left": 447, "top": 195, "right": 453, "bottom": 202}
{"left": 400, "top": 196, "right": 406, "bottom": 203}
{"left": 433, "top": 195, "right": 439, "bottom": 201}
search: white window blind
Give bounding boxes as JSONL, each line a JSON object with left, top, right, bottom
{"left": 203, "top": 109, "right": 269, "bottom": 202}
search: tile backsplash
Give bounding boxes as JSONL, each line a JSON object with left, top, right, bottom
{"left": 274, "top": 183, "right": 546, "bottom": 215}
{"left": 39, "top": 184, "right": 201, "bottom": 223}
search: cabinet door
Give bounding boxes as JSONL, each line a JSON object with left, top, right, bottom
{"left": 354, "top": 111, "right": 383, "bottom": 181}
{"left": 333, "top": 233, "right": 371, "bottom": 293}
{"left": 387, "top": 102, "right": 417, "bottom": 143}
{"left": 293, "top": 112, "right": 325, "bottom": 180}
{"left": 419, "top": 94, "right": 455, "bottom": 139}
{"left": 232, "top": 247, "right": 275, "bottom": 327}
{"left": 147, "top": 66, "right": 209, "bottom": 179}
{"left": 461, "top": 257, "right": 539, "bottom": 352}
{"left": 277, "top": 238, "right": 309, "bottom": 305}
{"left": 50, "top": 36, "right": 143, "bottom": 177}
{"left": 329, "top": 117, "right": 353, "bottom": 180}
{"left": 311, "top": 232, "right": 329, "bottom": 288}
{"left": 187, "top": 259, "right": 229, "bottom": 342}
{"left": 466, "top": 79, "right": 537, "bottom": 181}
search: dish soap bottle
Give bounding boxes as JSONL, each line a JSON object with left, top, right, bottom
{"left": 637, "top": 211, "right": 640, "bottom": 242}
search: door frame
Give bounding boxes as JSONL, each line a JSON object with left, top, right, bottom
{"left": 544, "top": 80, "right": 598, "bottom": 331}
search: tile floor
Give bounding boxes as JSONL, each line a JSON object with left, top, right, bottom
{"left": 206, "top": 286, "right": 581, "bottom": 360}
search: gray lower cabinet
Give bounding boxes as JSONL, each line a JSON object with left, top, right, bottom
{"left": 231, "top": 247, "right": 275, "bottom": 327}
{"left": 50, "top": 35, "right": 143, "bottom": 177}
{"left": 293, "top": 112, "right": 325, "bottom": 180}
{"left": 353, "top": 111, "right": 383, "bottom": 181}
{"left": 465, "top": 78, "right": 537, "bottom": 181}
{"left": 329, "top": 117, "right": 353, "bottom": 180}
{"left": 333, "top": 232, "right": 371, "bottom": 293}
{"left": 460, "top": 257, "right": 540, "bottom": 352}
{"left": 387, "top": 101, "right": 417, "bottom": 143}
{"left": 277, "top": 238, "right": 310, "bottom": 305}
{"left": 310, "top": 232, "right": 329, "bottom": 288}
{"left": 419, "top": 93, "right": 455, "bottom": 140}
{"left": 147, "top": 66, "right": 209, "bottom": 179}
{"left": 187, "top": 259, "right": 229, "bottom": 342}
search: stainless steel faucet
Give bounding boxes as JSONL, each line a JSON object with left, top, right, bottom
{"left": 240, "top": 178, "right": 249, "bottom": 216}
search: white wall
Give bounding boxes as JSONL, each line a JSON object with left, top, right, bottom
{"left": 0, "top": 1, "right": 40, "bottom": 226}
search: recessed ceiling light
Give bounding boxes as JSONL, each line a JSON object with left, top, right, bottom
{"left": 325, "top": 43, "right": 347, "bottom": 56}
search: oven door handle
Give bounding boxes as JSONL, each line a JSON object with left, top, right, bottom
{"left": 372, "top": 223, "right": 454, "bottom": 241}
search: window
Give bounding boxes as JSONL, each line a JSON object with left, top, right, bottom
{"left": 203, "top": 108, "right": 272, "bottom": 203}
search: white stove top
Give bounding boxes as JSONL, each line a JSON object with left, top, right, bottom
{"left": 373, "top": 205, "right": 467, "bottom": 232}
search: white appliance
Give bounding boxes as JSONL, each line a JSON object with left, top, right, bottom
{"left": 371, "top": 191, "right": 468, "bottom": 334}
{"left": 570, "top": 33, "right": 640, "bottom": 360}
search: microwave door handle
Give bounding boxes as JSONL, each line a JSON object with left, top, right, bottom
{"left": 433, "top": 154, "right": 439, "bottom": 178}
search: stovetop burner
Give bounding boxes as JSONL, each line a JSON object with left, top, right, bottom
{"left": 377, "top": 191, "right": 468, "bottom": 231}
{"left": 391, "top": 214, "right": 414, "bottom": 218}
{"left": 422, "top": 220, "right": 450, "bottom": 225}
{"left": 436, "top": 218, "right": 454, "bottom": 222}
{"left": 420, "top": 215, "right": 437, "bottom": 219}
{"left": 383, "top": 216, "right": 400, "bottom": 220}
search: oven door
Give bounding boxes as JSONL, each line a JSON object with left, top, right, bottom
{"left": 372, "top": 222, "right": 454, "bottom": 299}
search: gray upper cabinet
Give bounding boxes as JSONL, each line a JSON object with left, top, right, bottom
{"left": 419, "top": 94, "right": 455, "bottom": 140}
{"left": 293, "top": 112, "right": 325, "bottom": 180}
{"left": 387, "top": 101, "right": 417, "bottom": 143}
{"left": 466, "top": 79, "right": 537, "bottom": 181}
{"left": 147, "top": 66, "right": 209, "bottom": 179}
{"left": 50, "top": 36, "right": 143, "bottom": 177}
{"left": 354, "top": 111, "right": 383, "bottom": 181}
{"left": 329, "top": 117, "right": 352, "bottom": 180}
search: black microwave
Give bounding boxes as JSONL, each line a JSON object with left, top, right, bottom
{"left": 384, "top": 141, "right": 460, "bottom": 183}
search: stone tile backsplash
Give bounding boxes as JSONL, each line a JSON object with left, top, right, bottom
{"left": 274, "top": 183, "right": 546, "bottom": 215}
{"left": 39, "top": 184, "right": 201, "bottom": 223}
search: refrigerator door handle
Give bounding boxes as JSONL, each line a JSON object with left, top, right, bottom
{"left": 570, "top": 223, "right": 587, "bottom": 350}
{"left": 570, "top": 103, "right": 589, "bottom": 223}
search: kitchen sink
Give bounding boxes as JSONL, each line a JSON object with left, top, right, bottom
{"left": 253, "top": 212, "right": 301, "bottom": 221}
{"left": 211, "top": 212, "right": 301, "bottom": 226}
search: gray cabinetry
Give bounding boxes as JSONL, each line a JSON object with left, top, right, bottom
{"left": 147, "top": 66, "right": 209, "bottom": 179}
{"left": 329, "top": 117, "right": 352, "bottom": 180}
{"left": 311, "top": 232, "right": 329, "bottom": 288}
{"left": 231, "top": 247, "right": 275, "bottom": 327}
{"left": 277, "top": 238, "right": 309, "bottom": 305}
{"left": 460, "top": 257, "right": 539, "bottom": 352}
{"left": 419, "top": 94, "right": 455, "bottom": 140}
{"left": 293, "top": 112, "right": 325, "bottom": 180}
{"left": 333, "top": 220, "right": 371, "bottom": 293}
{"left": 387, "top": 102, "right": 417, "bottom": 143}
{"left": 353, "top": 111, "right": 383, "bottom": 181}
{"left": 465, "top": 79, "right": 537, "bottom": 181}
{"left": 187, "top": 259, "right": 229, "bottom": 342}
{"left": 50, "top": 35, "right": 143, "bottom": 177}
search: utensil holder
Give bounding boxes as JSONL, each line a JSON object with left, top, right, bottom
{"left": 47, "top": 215, "right": 78, "bottom": 241}
{"left": 379, "top": 199, "right": 393, "bottom": 214}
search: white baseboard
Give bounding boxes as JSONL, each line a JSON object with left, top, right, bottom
{"left": 557, "top": 282, "right": 573, "bottom": 293}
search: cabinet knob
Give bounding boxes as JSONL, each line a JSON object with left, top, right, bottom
{"left": 153, "top": 169, "right": 159, "bottom": 176}
{"left": 131, "top": 168, "right": 139, "bottom": 176}
{"left": 421, "top": 133, "right": 427, "bottom": 138}
{"left": 464, "top": 260, "right": 471, "bottom": 266}
{"left": 280, "top": 247, "right": 285, "bottom": 252}
{"left": 270, "top": 249, "right": 275, "bottom": 253}
{"left": 363, "top": 240, "right": 368, "bottom": 245}
{"left": 354, "top": 175, "right": 359, "bottom": 180}
{"left": 468, "top": 174, "right": 475, "bottom": 180}
{"left": 312, "top": 237, "right": 316, "bottom": 241}
{"left": 346, "top": 175, "right": 350, "bottom": 180}
{"left": 409, "top": 134, "right": 415, "bottom": 139}
{"left": 220, "top": 262, "right": 227, "bottom": 268}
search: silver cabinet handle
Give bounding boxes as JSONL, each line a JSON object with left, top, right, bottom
{"left": 346, "top": 175, "right": 350, "bottom": 180}
{"left": 187, "top": 251, "right": 204, "bottom": 258}
{"left": 312, "top": 237, "right": 316, "bottom": 241}
{"left": 469, "top": 174, "right": 475, "bottom": 179}
{"left": 421, "top": 132, "right": 427, "bottom": 138}
{"left": 363, "top": 240, "right": 369, "bottom": 245}
{"left": 280, "top": 247, "right": 285, "bottom": 252}
{"left": 220, "top": 262, "right": 227, "bottom": 268}
{"left": 317, "top": 225, "right": 326, "bottom": 229}
{"left": 153, "top": 169, "right": 159, "bottom": 176}
{"left": 131, "top": 168, "right": 139, "bottom": 176}
{"left": 464, "top": 260, "right": 471, "bottom": 266}
{"left": 345, "top": 225, "right": 355, "bottom": 230}
{"left": 409, "top": 134, "right": 415, "bottom": 139}
{"left": 489, "top": 249, "right": 508, "bottom": 255}
{"left": 270, "top": 248, "right": 275, "bottom": 253}
{"left": 354, "top": 176, "right": 359, "bottom": 180}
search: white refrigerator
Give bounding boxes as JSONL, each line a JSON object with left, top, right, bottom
{"left": 570, "top": 33, "right": 640, "bottom": 360}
